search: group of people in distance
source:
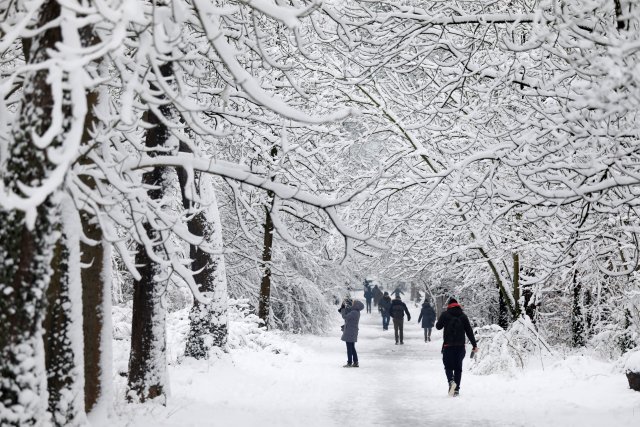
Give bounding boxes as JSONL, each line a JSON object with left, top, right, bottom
{"left": 339, "top": 281, "right": 479, "bottom": 397}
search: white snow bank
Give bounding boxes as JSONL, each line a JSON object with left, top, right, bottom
{"left": 624, "top": 349, "right": 640, "bottom": 372}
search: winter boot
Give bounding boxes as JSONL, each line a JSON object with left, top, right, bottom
{"left": 453, "top": 390, "right": 460, "bottom": 397}
{"left": 343, "top": 362, "right": 352, "bottom": 368}
{"left": 448, "top": 380, "right": 457, "bottom": 397}
{"left": 352, "top": 362, "right": 359, "bottom": 368}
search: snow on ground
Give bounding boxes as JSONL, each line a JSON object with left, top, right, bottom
{"left": 106, "top": 307, "right": 640, "bottom": 427}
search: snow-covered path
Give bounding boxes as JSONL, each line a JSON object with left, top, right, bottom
{"left": 116, "top": 309, "right": 640, "bottom": 427}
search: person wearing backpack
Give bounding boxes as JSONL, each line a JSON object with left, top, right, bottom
{"left": 435, "top": 297, "right": 478, "bottom": 397}
{"left": 379, "top": 292, "right": 392, "bottom": 330}
{"left": 389, "top": 295, "right": 411, "bottom": 344}
{"left": 417, "top": 300, "right": 436, "bottom": 342}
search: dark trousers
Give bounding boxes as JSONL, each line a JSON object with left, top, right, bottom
{"left": 392, "top": 317, "right": 404, "bottom": 343}
{"left": 442, "top": 346, "right": 466, "bottom": 390}
{"left": 424, "top": 327, "right": 432, "bottom": 341}
{"left": 346, "top": 342, "right": 358, "bottom": 364}
{"left": 382, "top": 314, "right": 390, "bottom": 330}
{"left": 365, "top": 298, "right": 372, "bottom": 313}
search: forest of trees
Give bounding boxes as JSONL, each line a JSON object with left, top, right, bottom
{"left": 1, "top": 0, "right": 639, "bottom": 425}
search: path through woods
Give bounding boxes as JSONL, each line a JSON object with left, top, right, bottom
{"left": 114, "top": 309, "right": 638, "bottom": 427}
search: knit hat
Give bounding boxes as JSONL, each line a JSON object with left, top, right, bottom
{"left": 383, "top": 291, "right": 389, "bottom": 296}
{"left": 448, "top": 297, "right": 458, "bottom": 304}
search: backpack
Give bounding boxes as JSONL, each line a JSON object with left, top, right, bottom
{"left": 443, "top": 314, "right": 466, "bottom": 345}
{"left": 390, "top": 302, "right": 405, "bottom": 319}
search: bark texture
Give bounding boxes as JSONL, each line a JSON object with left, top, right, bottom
{"left": 126, "top": 63, "right": 173, "bottom": 403}
{"left": 179, "top": 159, "right": 228, "bottom": 359}
{"left": 0, "top": 1, "right": 66, "bottom": 424}
{"left": 44, "top": 205, "right": 85, "bottom": 426}
{"left": 258, "top": 195, "right": 276, "bottom": 328}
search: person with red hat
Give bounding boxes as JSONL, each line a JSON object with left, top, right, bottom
{"left": 435, "top": 297, "right": 479, "bottom": 397}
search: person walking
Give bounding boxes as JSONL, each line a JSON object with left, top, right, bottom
{"left": 363, "top": 282, "right": 373, "bottom": 314}
{"left": 372, "top": 285, "right": 383, "bottom": 307}
{"left": 389, "top": 295, "right": 411, "bottom": 344}
{"left": 379, "top": 291, "right": 392, "bottom": 331}
{"left": 391, "top": 286, "right": 404, "bottom": 299}
{"left": 418, "top": 300, "right": 436, "bottom": 342}
{"left": 339, "top": 298, "right": 364, "bottom": 367}
{"left": 435, "top": 297, "right": 478, "bottom": 397}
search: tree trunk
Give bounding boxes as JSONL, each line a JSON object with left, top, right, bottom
{"left": 0, "top": 1, "right": 70, "bottom": 424}
{"left": 77, "top": 23, "right": 112, "bottom": 416}
{"left": 80, "top": 212, "right": 111, "bottom": 413}
{"left": 572, "top": 270, "right": 585, "bottom": 347}
{"left": 522, "top": 285, "right": 537, "bottom": 324}
{"left": 258, "top": 193, "right": 276, "bottom": 328}
{"left": 512, "top": 252, "right": 521, "bottom": 318}
{"left": 179, "top": 155, "right": 229, "bottom": 358}
{"left": 126, "top": 63, "right": 173, "bottom": 403}
{"left": 127, "top": 236, "right": 167, "bottom": 403}
{"left": 497, "top": 285, "right": 510, "bottom": 330}
{"left": 44, "top": 198, "right": 86, "bottom": 426}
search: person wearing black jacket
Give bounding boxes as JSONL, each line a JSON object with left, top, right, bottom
{"left": 417, "top": 300, "right": 436, "bottom": 342}
{"left": 435, "top": 298, "right": 478, "bottom": 397}
{"left": 389, "top": 296, "right": 411, "bottom": 344}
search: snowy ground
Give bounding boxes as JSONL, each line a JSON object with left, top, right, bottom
{"left": 108, "top": 309, "right": 640, "bottom": 427}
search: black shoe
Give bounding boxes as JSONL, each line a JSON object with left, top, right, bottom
{"left": 400, "top": 341, "right": 404, "bottom": 345}
{"left": 395, "top": 341, "right": 399, "bottom": 345}
{"left": 343, "top": 363, "right": 352, "bottom": 368}
{"left": 453, "top": 390, "right": 460, "bottom": 397}
{"left": 352, "top": 362, "right": 359, "bottom": 368}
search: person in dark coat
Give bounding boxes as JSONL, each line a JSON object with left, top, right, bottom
{"left": 339, "top": 298, "right": 364, "bottom": 367}
{"left": 379, "top": 292, "right": 392, "bottom": 330}
{"left": 391, "top": 286, "right": 404, "bottom": 299}
{"left": 418, "top": 300, "right": 436, "bottom": 342}
{"left": 372, "top": 285, "right": 383, "bottom": 307}
{"left": 435, "top": 297, "right": 478, "bottom": 396}
{"left": 389, "top": 295, "right": 411, "bottom": 344}
{"left": 363, "top": 282, "right": 373, "bottom": 314}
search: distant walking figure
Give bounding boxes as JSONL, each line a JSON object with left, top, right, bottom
{"left": 435, "top": 298, "right": 478, "bottom": 397}
{"left": 379, "top": 292, "right": 392, "bottom": 330}
{"left": 339, "top": 298, "right": 364, "bottom": 367}
{"left": 372, "top": 285, "right": 383, "bottom": 307}
{"left": 418, "top": 300, "right": 436, "bottom": 342}
{"left": 363, "top": 282, "right": 373, "bottom": 314}
{"left": 389, "top": 295, "right": 411, "bottom": 344}
{"left": 391, "top": 286, "right": 404, "bottom": 299}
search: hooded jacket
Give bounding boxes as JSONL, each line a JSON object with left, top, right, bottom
{"left": 435, "top": 303, "right": 477, "bottom": 347}
{"left": 418, "top": 303, "right": 436, "bottom": 328}
{"left": 340, "top": 300, "right": 364, "bottom": 342}
{"left": 379, "top": 295, "right": 392, "bottom": 315}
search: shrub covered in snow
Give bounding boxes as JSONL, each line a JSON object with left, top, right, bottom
{"left": 624, "top": 350, "right": 640, "bottom": 391}
{"left": 270, "top": 277, "right": 333, "bottom": 334}
{"left": 112, "top": 298, "right": 290, "bottom": 376}
{"left": 470, "top": 317, "right": 552, "bottom": 376}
